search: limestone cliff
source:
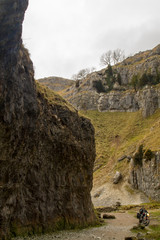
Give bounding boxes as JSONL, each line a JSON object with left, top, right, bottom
{"left": 98, "top": 85, "right": 160, "bottom": 118}
{"left": 0, "top": 1, "right": 96, "bottom": 239}
{"left": 46, "top": 45, "right": 160, "bottom": 117}
{"left": 130, "top": 152, "right": 160, "bottom": 201}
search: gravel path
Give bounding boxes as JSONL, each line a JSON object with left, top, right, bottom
{"left": 13, "top": 212, "right": 138, "bottom": 240}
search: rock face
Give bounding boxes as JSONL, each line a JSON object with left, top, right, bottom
{"left": 130, "top": 153, "right": 160, "bottom": 201}
{"left": 98, "top": 90, "right": 139, "bottom": 113}
{"left": 0, "top": 1, "right": 96, "bottom": 239}
{"left": 98, "top": 86, "right": 160, "bottom": 117}
{"left": 138, "top": 87, "right": 160, "bottom": 117}
{"left": 66, "top": 90, "right": 100, "bottom": 111}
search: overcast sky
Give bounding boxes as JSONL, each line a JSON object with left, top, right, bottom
{"left": 22, "top": 0, "right": 160, "bottom": 79}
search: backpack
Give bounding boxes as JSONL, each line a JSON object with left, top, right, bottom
{"left": 137, "top": 212, "right": 140, "bottom": 219}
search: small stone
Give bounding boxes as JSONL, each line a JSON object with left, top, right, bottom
{"left": 118, "top": 155, "right": 127, "bottom": 162}
{"left": 113, "top": 171, "right": 122, "bottom": 184}
{"left": 102, "top": 214, "right": 116, "bottom": 219}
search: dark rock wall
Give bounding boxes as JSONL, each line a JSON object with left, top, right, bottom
{"left": 0, "top": 0, "right": 37, "bottom": 125}
{"left": 130, "top": 153, "right": 160, "bottom": 201}
{"left": 0, "top": 1, "right": 96, "bottom": 238}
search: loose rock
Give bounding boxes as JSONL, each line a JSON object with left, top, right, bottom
{"left": 113, "top": 171, "right": 122, "bottom": 184}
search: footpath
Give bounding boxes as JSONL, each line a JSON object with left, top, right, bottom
{"left": 14, "top": 211, "right": 139, "bottom": 240}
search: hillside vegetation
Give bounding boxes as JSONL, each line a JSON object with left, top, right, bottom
{"left": 80, "top": 109, "right": 160, "bottom": 186}
{"left": 36, "top": 82, "right": 76, "bottom": 112}
{"left": 38, "top": 77, "right": 74, "bottom": 92}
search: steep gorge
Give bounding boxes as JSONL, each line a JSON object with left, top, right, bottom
{"left": 0, "top": 1, "right": 96, "bottom": 239}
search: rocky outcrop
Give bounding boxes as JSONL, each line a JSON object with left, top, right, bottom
{"left": 130, "top": 152, "right": 160, "bottom": 201}
{"left": 98, "top": 90, "right": 139, "bottom": 113}
{"left": 113, "top": 171, "right": 122, "bottom": 184}
{"left": 66, "top": 90, "right": 100, "bottom": 110}
{"left": 115, "top": 44, "right": 160, "bottom": 85}
{"left": 60, "top": 72, "right": 105, "bottom": 110}
{"left": 0, "top": 1, "right": 96, "bottom": 239}
{"left": 137, "top": 87, "right": 160, "bottom": 117}
{"left": 62, "top": 83, "right": 160, "bottom": 118}
{"left": 98, "top": 86, "right": 160, "bottom": 117}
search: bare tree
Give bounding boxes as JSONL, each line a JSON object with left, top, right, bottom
{"left": 100, "top": 49, "right": 125, "bottom": 66}
{"left": 72, "top": 67, "right": 96, "bottom": 80}
{"left": 100, "top": 50, "right": 112, "bottom": 66}
{"left": 112, "top": 49, "right": 125, "bottom": 64}
{"left": 77, "top": 68, "right": 90, "bottom": 79}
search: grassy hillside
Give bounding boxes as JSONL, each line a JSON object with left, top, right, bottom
{"left": 36, "top": 82, "right": 76, "bottom": 112}
{"left": 80, "top": 110, "right": 160, "bottom": 186}
{"left": 37, "top": 77, "right": 74, "bottom": 92}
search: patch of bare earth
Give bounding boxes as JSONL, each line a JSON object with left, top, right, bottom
{"left": 91, "top": 182, "right": 149, "bottom": 207}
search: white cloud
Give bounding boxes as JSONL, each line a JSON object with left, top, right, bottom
{"left": 23, "top": 0, "right": 160, "bottom": 79}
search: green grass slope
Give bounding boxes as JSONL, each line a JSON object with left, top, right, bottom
{"left": 80, "top": 110, "right": 160, "bottom": 186}
{"left": 36, "top": 82, "right": 76, "bottom": 112}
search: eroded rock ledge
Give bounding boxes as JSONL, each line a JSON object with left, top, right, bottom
{"left": 98, "top": 86, "right": 160, "bottom": 118}
{"left": 0, "top": 1, "right": 96, "bottom": 238}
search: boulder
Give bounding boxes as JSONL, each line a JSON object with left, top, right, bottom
{"left": 113, "top": 171, "right": 122, "bottom": 184}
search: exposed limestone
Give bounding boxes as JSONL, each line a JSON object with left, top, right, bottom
{"left": 98, "top": 85, "right": 160, "bottom": 117}
{"left": 66, "top": 91, "right": 100, "bottom": 110}
{"left": 0, "top": 1, "right": 96, "bottom": 238}
{"left": 113, "top": 171, "right": 122, "bottom": 184}
{"left": 115, "top": 44, "right": 160, "bottom": 85}
{"left": 98, "top": 90, "right": 139, "bottom": 113}
{"left": 137, "top": 86, "right": 160, "bottom": 117}
{"left": 40, "top": 45, "right": 160, "bottom": 118}
{"left": 130, "top": 152, "right": 160, "bottom": 201}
